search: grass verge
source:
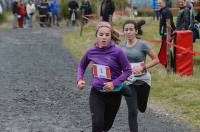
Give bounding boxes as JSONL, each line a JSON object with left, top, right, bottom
{"left": 0, "top": 12, "right": 12, "bottom": 29}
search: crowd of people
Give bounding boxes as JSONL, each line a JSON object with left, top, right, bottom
{"left": 10, "top": 0, "right": 94, "bottom": 28}
{"left": 10, "top": 0, "right": 118, "bottom": 28}
{"left": 157, "top": 0, "right": 200, "bottom": 66}
{"left": 11, "top": 0, "right": 61, "bottom": 28}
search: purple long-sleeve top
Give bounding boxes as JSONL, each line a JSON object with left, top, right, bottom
{"left": 76, "top": 41, "right": 132, "bottom": 92}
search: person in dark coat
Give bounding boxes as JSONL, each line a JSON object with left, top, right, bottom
{"left": 68, "top": 0, "right": 79, "bottom": 21}
{"left": 100, "top": 0, "right": 115, "bottom": 23}
{"left": 12, "top": 0, "right": 18, "bottom": 28}
{"left": 158, "top": 0, "right": 175, "bottom": 66}
{"left": 38, "top": 0, "right": 51, "bottom": 27}
{"left": 176, "top": 0, "right": 190, "bottom": 30}
{"left": 80, "top": 0, "right": 92, "bottom": 23}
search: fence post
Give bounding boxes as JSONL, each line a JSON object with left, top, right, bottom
{"left": 166, "top": 19, "right": 174, "bottom": 72}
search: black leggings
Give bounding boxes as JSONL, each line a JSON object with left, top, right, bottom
{"left": 125, "top": 80, "right": 150, "bottom": 132}
{"left": 89, "top": 88, "right": 122, "bottom": 132}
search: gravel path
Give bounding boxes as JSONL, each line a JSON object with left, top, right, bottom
{"left": 0, "top": 27, "right": 198, "bottom": 132}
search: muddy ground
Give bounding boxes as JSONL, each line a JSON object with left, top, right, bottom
{"left": 0, "top": 27, "right": 199, "bottom": 132}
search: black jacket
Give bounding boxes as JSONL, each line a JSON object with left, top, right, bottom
{"left": 38, "top": 2, "right": 50, "bottom": 15}
{"left": 100, "top": 1, "right": 115, "bottom": 22}
{"left": 12, "top": 1, "right": 18, "bottom": 14}
{"left": 80, "top": 1, "right": 92, "bottom": 15}
{"left": 159, "top": 6, "right": 175, "bottom": 38}
{"left": 176, "top": 7, "right": 190, "bottom": 30}
{"left": 68, "top": 1, "right": 79, "bottom": 10}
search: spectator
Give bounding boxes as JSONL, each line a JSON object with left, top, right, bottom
{"left": 186, "top": 0, "right": 199, "bottom": 42}
{"left": 176, "top": 0, "right": 190, "bottom": 30}
{"left": 187, "top": 0, "right": 195, "bottom": 20}
{"left": 12, "top": 0, "right": 18, "bottom": 28}
{"left": 186, "top": 0, "right": 195, "bottom": 28}
{"left": 50, "top": 0, "right": 60, "bottom": 26}
{"left": 26, "top": 0, "right": 36, "bottom": 28}
{"left": 38, "top": 0, "right": 51, "bottom": 27}
{"left": 80, "top": 0, "right": 92, "bottom": 23}
{"left": 67, "top": 0, "right": 79, "bottom": 24}
{"left": 151, "top": 0, "right": 160, "bottom": 21}
{"left": 18, "top": 0, "right": 26, "bottom": 28}
{"left": 157, "top": 0, "right": 175, "bottom": 66}
{"left": 100, "top": 0, "right": 115, "bottom": 23}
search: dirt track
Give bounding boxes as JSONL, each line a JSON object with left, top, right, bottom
{"left": 0, "top": 27, "right": 198, "bottom": 132}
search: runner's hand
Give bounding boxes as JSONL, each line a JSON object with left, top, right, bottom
{"left": 103, "top": 82, "right": 114, "bottom": 92}
{"left": 132, "top": 65, "right": 145, "bottom": 74}
{"left": 132, "top": 67, "right": 142, "bottom": 74}
{"left": 77, "top": 80, "right": 85, "bottom": 90}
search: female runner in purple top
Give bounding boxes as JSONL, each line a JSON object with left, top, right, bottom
{"left": 76, "top": 21, "right": 131, "bottom": 132}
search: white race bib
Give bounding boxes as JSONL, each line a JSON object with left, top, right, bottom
{"left": 130, "top": 61, "right": 145, "bottom": 76}
{"left": 130, "top": 61, "right": 144, "bottom": 68}
{"left": 93, "top": 64, "right": 111, "bottom": 80}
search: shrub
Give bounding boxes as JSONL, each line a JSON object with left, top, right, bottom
{"left": 0, "top": 13, "right": 5, "bottom": 23}
{"left": 59, "top": 0, "right": 69, "bottom": 19}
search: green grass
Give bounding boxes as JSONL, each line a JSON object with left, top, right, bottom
{"left": 63, "top": 16, "right": 200, "bottom": 128}
{"left": 63, "top": 24, "right": 96, "bottom": 60}
{"left": 0, "top": 11, "right": 12, "bottom": 29}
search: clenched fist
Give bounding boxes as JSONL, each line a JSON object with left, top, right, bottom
{"left": 77, "top": 80, "right": 86, "bottom": 90}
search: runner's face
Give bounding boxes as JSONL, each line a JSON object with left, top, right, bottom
{"left": 124, "top": 24, "right": 137, "bottom": 41}
{"left": 96, "top": 27, "right": 111, "bottom": 47}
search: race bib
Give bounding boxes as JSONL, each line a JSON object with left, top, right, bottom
{"left": 130, "top": 61, "right": 145, "bottom": 76}
{"left": 130, "top": 61, "right": 145, "bottom": 68}
{"left": 93, "top": 64, "right": 111, "bottom": 80}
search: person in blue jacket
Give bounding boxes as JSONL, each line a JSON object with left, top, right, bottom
{"left": 151, "top": 0, "right": 160, "bottom": 20}
{"left": 50, "top": 0, "right": 59, "bottom": 26}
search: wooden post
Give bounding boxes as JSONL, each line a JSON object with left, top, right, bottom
{"left": 166, "top": 19, "right": 173, "bottom": 72}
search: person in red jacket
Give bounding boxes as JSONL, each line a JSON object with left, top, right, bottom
{"left": 18, "top": 0, "right": 26, "bottom": 28}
